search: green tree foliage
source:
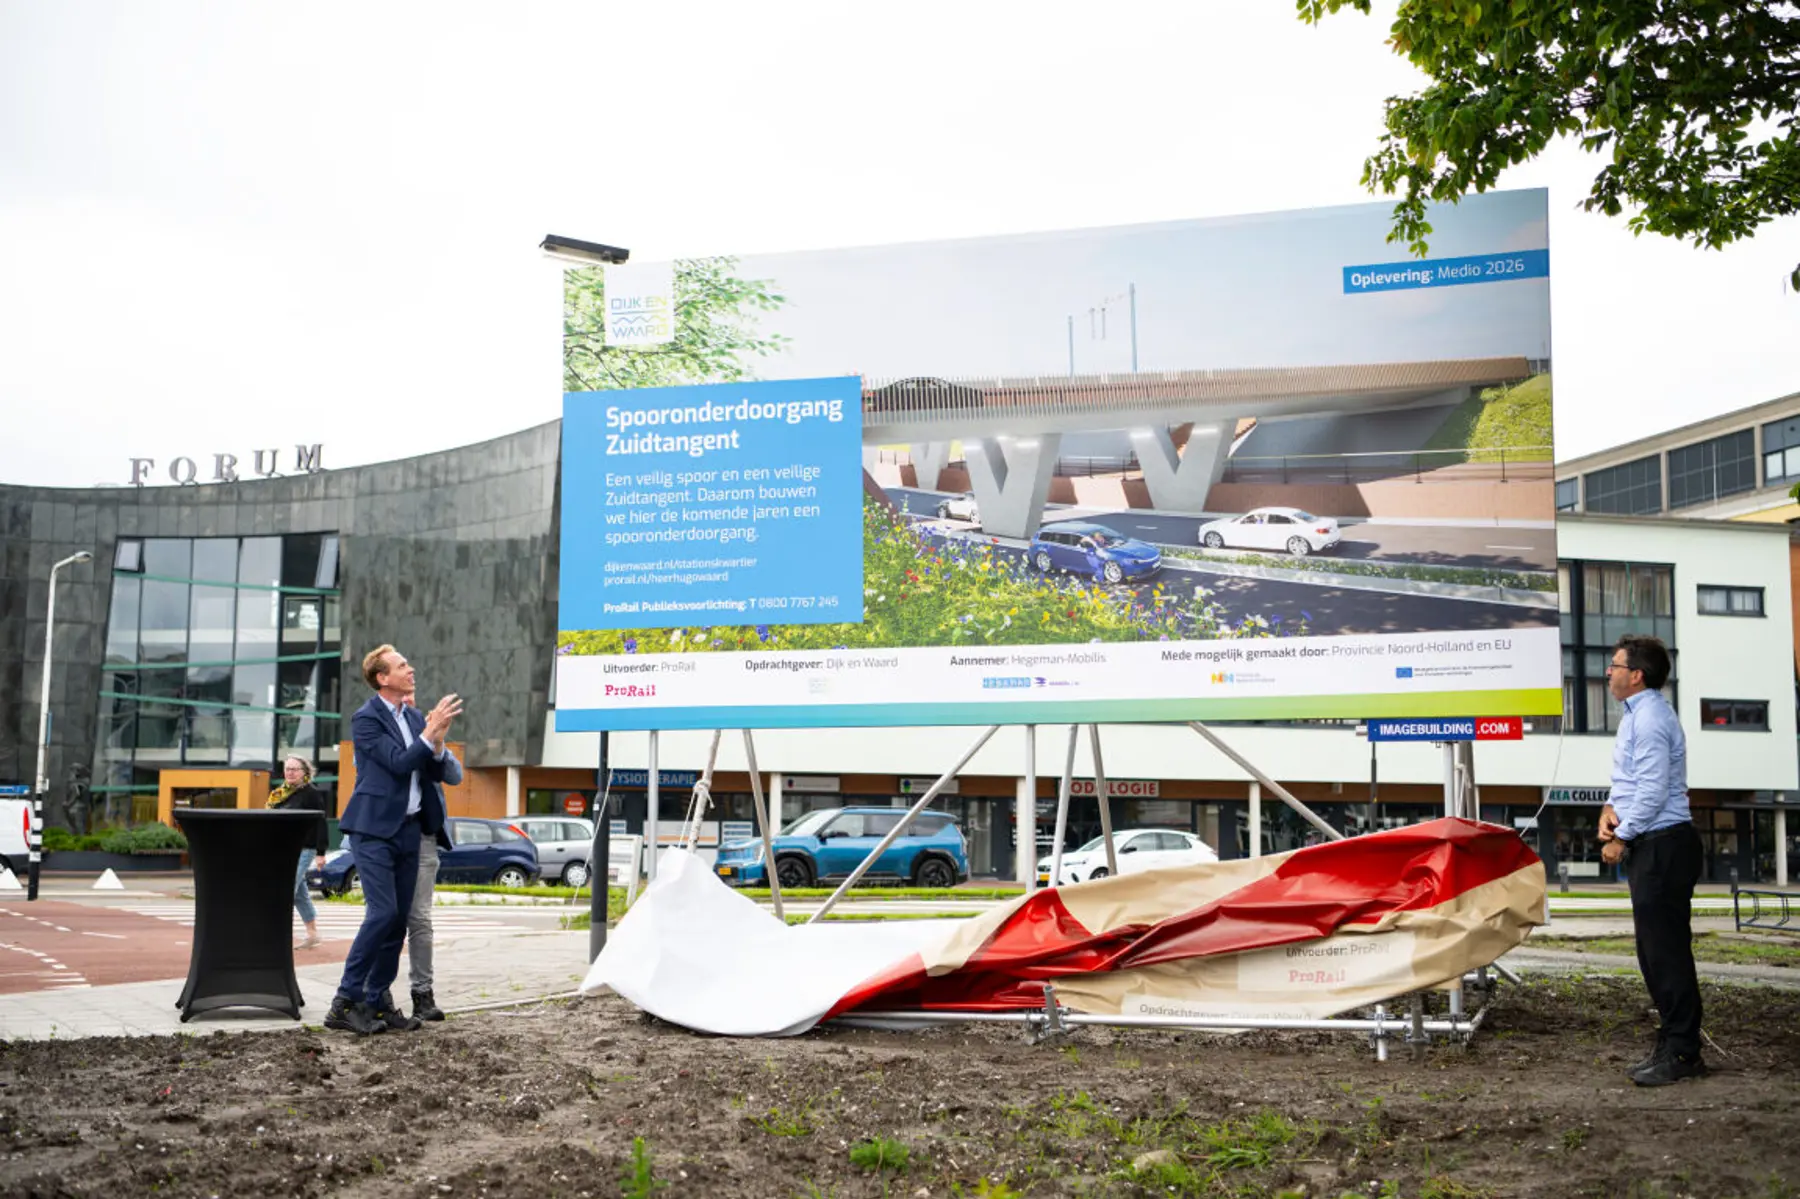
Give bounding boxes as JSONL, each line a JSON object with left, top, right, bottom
{"left": 1299, "top": 1, "right": 1800, "bottom": 289}
{"left": 562, "top": 256, "right": 790, "bottom": 392}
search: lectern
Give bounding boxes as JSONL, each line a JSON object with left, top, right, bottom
{"left": 173, "top": 808, "right": 322, "bottom": 1022}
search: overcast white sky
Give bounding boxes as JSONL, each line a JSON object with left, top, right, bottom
{"left": 2, "top": 2, "right": 1794, "bottom": 488}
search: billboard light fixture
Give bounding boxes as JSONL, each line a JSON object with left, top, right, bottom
{"left": 541, "top": 234, "right": 631, "bottom": 266}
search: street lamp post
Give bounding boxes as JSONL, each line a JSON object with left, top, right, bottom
{"left": 30, "top": 551, "right": 93, "bottom": 901}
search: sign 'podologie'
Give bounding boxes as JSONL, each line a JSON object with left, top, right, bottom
{"left": 555, "top": 191, "right": 1561, "bottom": 732}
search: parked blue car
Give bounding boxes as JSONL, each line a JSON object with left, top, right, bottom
{"left": 1028, "top": 521, "right": 1161, "bottom": 583}
{"left": 713, "top": 807, "right": 970, "bottom": 889}
{"left": 309, "top": 817, "right": 540, "bottom": 894}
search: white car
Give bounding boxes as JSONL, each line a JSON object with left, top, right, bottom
{"left": 1036, "top": 828, "right": 1219, "bottom": 886}
{"left": 0, "top": 798, "right": 28, "bottom": 877}
{"left": 1198, "top": 506, "right": 1341, "bottom": 556}
{"left": 513, "top": 816, "right": 597, "bottom": 887}
{"left": 935, "top": 491, "right": 980, "bottom": 522}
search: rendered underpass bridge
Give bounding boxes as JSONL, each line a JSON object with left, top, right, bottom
{"left": 860, "top": 357, "right": 1533, "bottom": 539}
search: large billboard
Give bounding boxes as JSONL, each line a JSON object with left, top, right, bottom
{"left": 557, "top": 191, "right": 1560, "bottom": 732}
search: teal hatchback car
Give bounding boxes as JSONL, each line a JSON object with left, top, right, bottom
{"left": 713, "top": 807, "right": 970, "bottom": 889}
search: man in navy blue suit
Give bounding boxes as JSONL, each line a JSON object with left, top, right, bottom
{"left": 325, "top": 644, "right": 462, "bottom": 1037}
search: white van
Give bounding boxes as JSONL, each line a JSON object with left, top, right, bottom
{"left": 0, "top": 798, "right": 30, "bottom": 876}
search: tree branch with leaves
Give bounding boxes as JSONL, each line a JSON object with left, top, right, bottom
{"left": 1300, "top": 0, "right": 1800, "bottom": 289}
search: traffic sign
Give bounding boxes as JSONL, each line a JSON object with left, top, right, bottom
{"left": 561, "top": 793, "right": 587, "bottom": 817}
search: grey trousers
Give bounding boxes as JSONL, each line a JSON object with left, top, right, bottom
{"left": 407, "top": 838, "right": 439, "bottom": 993}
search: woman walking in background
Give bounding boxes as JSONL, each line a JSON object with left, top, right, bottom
{"left": 270, "top": 756, "right": 331, "bottom": 949}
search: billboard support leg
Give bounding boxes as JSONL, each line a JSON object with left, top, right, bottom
{"left": 1049, "top": 726, "right": 1078, "bottom": 887}
{"left": 1021, "top": 725, "right": 1037, "bottom": 893}
{"left": 1187, "top": 722, "right": 1343, "bottom": 842}
{"left": 681, "top": 730, "right": 723, "bottom": 850}
{"left": 1089, "top": 725, "right": 1117, "bottom": 875}
{"left": 646, "top": 731, "right": 659, "bottom": 882}
{"left": 809, "top": 725, "right": 1000, "bottom": 923}
{"left": 741, "top": 731, "right": 783, "bottom": 921}
{"left": 1443, "top": 742, "right": 1456, "bottom": 819}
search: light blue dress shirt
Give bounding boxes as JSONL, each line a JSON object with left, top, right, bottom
{"left": 1608, "top": 688, "right": 1690, "bottom": 841}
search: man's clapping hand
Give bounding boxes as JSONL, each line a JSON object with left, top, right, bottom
{"left": 422, "top": 693, "right": 463, "bottom": 747}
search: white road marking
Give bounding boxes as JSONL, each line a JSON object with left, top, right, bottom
{"left": 1485, "top": 544, "right": 1537, "bottom": 551}
{"left": 81, "top": 931, "right": 126, "bottom": 940}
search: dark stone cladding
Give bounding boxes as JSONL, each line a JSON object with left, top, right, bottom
{"left": 0, "top": 422, "right": 563, "bottom": 822}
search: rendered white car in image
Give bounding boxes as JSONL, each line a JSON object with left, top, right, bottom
{"left": 1197, "top": 506, "right": 1342, "bottom": 556}
{"left": 1037, "top": 828, "right": 1219, "bottom": 886}
{"left": 935, "top": 491, "right": 980, "bottom": 523}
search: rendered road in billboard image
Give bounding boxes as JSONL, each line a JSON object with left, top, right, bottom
{"left": 556, "top": 191, "right": 1562, "bottom": 731}
{"left": 888, "top": 489, "right": 1557, "bottom": 572}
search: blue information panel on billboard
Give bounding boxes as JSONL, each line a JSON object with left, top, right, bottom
{"left": 560, "top": 377, "right": 864, "bottom": 633}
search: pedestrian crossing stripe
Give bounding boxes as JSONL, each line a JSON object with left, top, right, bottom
{"left": 120, "top": 905, "right": 515, "bottom": 939}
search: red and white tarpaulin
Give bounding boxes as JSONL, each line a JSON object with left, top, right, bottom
{"left": 581, "top": 818, "right": 1546, "bottom": 1037}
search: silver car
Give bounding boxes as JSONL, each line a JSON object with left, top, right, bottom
{"left": 513, "top": 816, "right": 596, "bottom": 887}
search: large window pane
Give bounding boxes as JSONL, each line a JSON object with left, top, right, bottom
{"left": 1583, "top": 455, "right": 1662, "bottom": 515}
{"left": 137, "top": 703, "right": 184, "bottom": 753}
{"left": 316, "top": 536, "right": 340, "bottom": 588}
{"left": 236, "top": 585, "right": 281, "bottom": 659}
{"left": 138, "top": 581, "right": 189, "bottom": 664}
{"left": 187, "top": 584, "right": 236, "bottom": 664}
{"left": 1668, "top": 430, "right": 1755, "bottom": 508}
{"left": 232, "top": 661, "right": 276, "bottom": 766}
{"left": 186, "top": 709, "right": 231, "bottom": 763}
{"left": 282, "top": 534, "right": 322, "bottom": 589}
{"left": 238, "top": 537, "right": 282, "bottom": 590}
{"left": 282, "top": 595, "right": 322, "bottom": 651}
{"left": 231, "top": 709, "right": 275, "bottom": 766}
{"left": 190, "top": 538, "right": 237, "bottom": 584}
{"left": 142, "top": 538, "right": 191, "bottom": 580}
{"left": 105, "top": 576, "right": 141, "bottom": 664}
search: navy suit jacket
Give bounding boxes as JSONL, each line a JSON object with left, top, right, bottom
{"left": 339, "top": 695, "right": 452, "bottom": 843}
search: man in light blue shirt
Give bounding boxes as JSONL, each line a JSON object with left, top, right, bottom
{"left": 1597, "top": 634, "right": 1705, "bottom": 1086}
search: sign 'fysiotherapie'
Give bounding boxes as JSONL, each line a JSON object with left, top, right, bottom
{"left": 555, "top": 190, "right": 1562, "bottom": 732}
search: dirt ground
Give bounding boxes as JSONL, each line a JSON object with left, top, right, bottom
{"left": 2, "top": 977, "right": 1797, "bottom": 1199}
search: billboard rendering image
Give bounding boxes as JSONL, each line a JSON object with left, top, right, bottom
{"left": 556, "top": 191, "right": 1560, "bottom": 731}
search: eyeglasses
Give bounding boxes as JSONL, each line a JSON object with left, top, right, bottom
{"left": 1604, "top": 660, "right": 1637, "bottom": 674}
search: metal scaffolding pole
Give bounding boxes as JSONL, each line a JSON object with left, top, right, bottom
{"left": 1090, "top": 724, "right": 1118, "bottom": 874}
{"left": 741, "top": 731, "right": 783, "bottom": 920}
{"left": 809, "top": 725, "right": 1000, "bottom": 922}
{"left": 1187, "top": 722, "right": 1343, "bottom": 842}
{"left": 1049, "top": 725, "right": 1078, "bottom": 887}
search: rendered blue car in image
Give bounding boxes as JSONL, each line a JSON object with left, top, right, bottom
{"left": 1028, "top": 521, "right": 1161, "bottom": 583}
{"left": 712, "top": 806, "right": 970, "bottom": 889}
{"left": 309, "top": 816, "right": 540, "bottom": 894}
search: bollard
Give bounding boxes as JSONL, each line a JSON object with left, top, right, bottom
{"left": 1557, "top": 862, "right": 1570, "bottom": 894}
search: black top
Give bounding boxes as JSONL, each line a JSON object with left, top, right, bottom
{"left": 271, "top": 783, "right": 331, "bottom": 855}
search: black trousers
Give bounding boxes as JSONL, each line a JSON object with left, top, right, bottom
{"left": 1626, "top": 823, "right": 1704, "bottom": 1057}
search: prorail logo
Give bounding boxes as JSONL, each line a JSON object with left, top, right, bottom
{"left": 127, "top": 445, "right": 325, "bottom": 487}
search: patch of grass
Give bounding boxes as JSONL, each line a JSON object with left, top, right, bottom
{"left": 1531, "top": 932, "right": 1800, "bottom": 969}
{"left": 737, "top": 886, "right": 1024, "bottom": 900}
{"left": 781, "top": 911, "right": 982, "bottom": 924}
{"left": 753, "top": 1096, "right": 821, "bottom": 1137}
{"left": 620, "top": 1136, "right": 663, "bottom": 1198}
{"left": 1419, "top": 1175, "right": 1496, "bottom": 1199}
{"left": 1422, "top": 372, "right": 1553, "bottom": 462}
{"left": 1562, "top": 1126, "right": 1591, "bottom": 1152}
{"left": 848, "top": 1137, "right": 911, "bottom": 1173}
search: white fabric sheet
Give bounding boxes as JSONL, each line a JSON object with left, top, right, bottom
{"left": 579, "top": 849, "right": 959, "bottom": 1036}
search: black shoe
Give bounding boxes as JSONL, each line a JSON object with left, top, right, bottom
{"left": 411, "top": 989, "right": 445, "bottom": 1022}
{"left": 1628, "top": 1038, "right": 1669, "bottom": 1075}
{"left": 375, "top": 991, "right": 422, "bottom": 1032}
{"left": 324, "top": 996, "right": 386, "bottom": 1037}
{"left": 1632, "top": 1052, "right": 1708, "bottom": 1087}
